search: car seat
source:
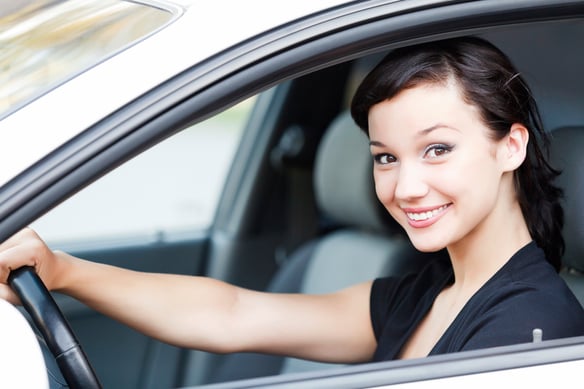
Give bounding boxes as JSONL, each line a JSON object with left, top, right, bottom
{"left": 207, "top": 111, "right": 428, "bottom": 383}
{"left": 549, "top": 127, "right": 584, "bottom": 306}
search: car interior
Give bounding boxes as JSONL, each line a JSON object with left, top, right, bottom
{"left": 195, "top": 19, "right": 584, "bottom": 386}
{"left": 23, "top": 12, "right": 584, "bottom": 389}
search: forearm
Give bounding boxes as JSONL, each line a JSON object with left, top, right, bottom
{"left": 50, "top": 252, "right": 377, "bottom": 361}
{"left": 54, "top": 251, "right": 242, "bottom": 351}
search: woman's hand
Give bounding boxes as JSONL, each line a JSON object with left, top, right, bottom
{"left": 0, "top": 228, "right": 61, "bottom": 304}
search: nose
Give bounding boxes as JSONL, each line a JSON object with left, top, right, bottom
{"left": 394, "top": 162, "right": 429, "bottom": 201}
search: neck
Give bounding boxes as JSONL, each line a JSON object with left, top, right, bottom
{"left": 447, "top": 188, "right": 531, "bottom": 292}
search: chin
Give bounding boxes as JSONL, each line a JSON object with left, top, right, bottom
{"left": 408, "top": 235, "right": 448, "bottom": 253}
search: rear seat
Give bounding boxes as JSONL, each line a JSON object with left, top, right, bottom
{"left": 207, "top": 111, "right": 427, "bottom": 383}
{"left": 549, "top": 127, "right": 584, "bottom": 306}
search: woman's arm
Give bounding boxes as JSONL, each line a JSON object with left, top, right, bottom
{"left": 0, "top": 228, "right": 376, "bottom": 363}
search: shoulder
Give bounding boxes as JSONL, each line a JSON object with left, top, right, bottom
{"left": 484, "top": 243, "right": 582, "bottom": 317}
{"left": 459, "top": 248, "right": 584, "bottom": 350}
{"left": 459, "top": 286, "right": 584, "bottom": 351}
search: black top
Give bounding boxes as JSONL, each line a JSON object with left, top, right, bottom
{"left": 370, "top": 242, "right": 584, "bottom": 361}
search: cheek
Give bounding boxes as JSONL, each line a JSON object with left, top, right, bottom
{"left": 373, "top": 170, "right": 397, "bottom": 205}
{"left": 436, "top": 151, "right": 500, "bottom": 200}
{"left": 431, "top": 166, "right": 465, "bottom": 193}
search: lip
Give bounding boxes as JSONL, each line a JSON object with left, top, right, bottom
{"left": 401, "top": 203, "right": 451, "bottom": 228}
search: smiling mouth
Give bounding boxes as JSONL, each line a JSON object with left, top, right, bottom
{"left": 405, "top": 204, "right": 450, "bottom": 222}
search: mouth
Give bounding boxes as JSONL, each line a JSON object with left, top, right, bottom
{"left": 402, "top": 204, "right": 451, "bottom": 227}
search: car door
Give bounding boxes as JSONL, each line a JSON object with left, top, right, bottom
{"left": 3, "top": 0, "right": 584, "bottom": 388}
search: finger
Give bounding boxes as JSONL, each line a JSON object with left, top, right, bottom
{"left": 0, "top": 244, "right": 39, "bottom": 284}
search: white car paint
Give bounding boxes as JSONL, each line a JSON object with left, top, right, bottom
{"left": 0, "top": 299, "right": 48, "bottom": 389}
{"left": 3, "top": 1, "right": 584, "bottom": 387}
{"left": 384, "top": 359, "right": 582, "bottom": 388}
{"left": 0, "top": 0, "right": 347, "bottom": 186}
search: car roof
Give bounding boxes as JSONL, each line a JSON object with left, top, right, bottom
{"left": 0, "top": 0, "right": 353, "bottom": 187}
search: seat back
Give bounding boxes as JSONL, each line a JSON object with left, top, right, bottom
{"left": 549, "top": 127, "right": 584, "bottom": 306}
{"left": 208, "top": 111, "right": 425, "bottom": 383}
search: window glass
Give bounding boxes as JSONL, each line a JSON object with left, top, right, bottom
{"left": 31, "top": 97, "right": 254, "bottom": 245}
{"left": 0, "top": 0, "right": 174, "bottom": 118}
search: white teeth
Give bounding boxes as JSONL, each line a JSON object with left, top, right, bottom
{"left": 406, "top": 205, "right": 447, "bottom": 221}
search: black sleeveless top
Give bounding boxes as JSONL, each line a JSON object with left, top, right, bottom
{"left": 370, "top": 242, "right": 584, "bottom": 361}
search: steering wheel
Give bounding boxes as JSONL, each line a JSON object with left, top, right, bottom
{"left": 8, "top": 266, "right": 102, "bottom": 389}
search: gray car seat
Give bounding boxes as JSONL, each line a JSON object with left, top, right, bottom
{"left": 549, "top": 127, "right": 584, "bottom": 306}
{"left": 207, "top": 111, "right": 428, "bottom": 383}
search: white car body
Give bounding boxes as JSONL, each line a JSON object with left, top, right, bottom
{"left": 0, "top": 299, "right": 48, "bottom": 388}
{"left": 0, "top": 0, "right": 348, "bottom": 185}
{"left": 1, "top": 0, "right": 583, "bottom": 388}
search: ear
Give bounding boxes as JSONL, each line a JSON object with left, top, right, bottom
{"left": 499, "top": 123, "right": 529, "bottom": 172}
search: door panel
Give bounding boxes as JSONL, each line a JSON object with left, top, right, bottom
{"left": 54, "top": 237, "right": 207, "bottom": 389}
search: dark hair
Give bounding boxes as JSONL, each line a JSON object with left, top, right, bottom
{"left": 350, "top": 37, "right": 564, "bottom": 271}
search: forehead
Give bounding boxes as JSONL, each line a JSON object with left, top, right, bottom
{"left": 367, "top": 82, "right": 482, "bottom": 140}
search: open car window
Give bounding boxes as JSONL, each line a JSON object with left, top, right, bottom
{"left": 31, "top": 97, "right": 252, "bottom": 246}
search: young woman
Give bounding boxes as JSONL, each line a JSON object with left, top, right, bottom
{"left": 0, "top": 37, "right": 583, "bottom": 363}
{"left": 351, "top": 37, "right": 584, "bottom": 359}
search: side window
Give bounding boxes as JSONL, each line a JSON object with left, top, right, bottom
{"left": 31, "top": 98, "right": 254, "bottom": 245}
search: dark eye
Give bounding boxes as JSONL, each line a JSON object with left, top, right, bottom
{"left": 424, "top": 144, "right": 453, "bottom": 159}
{"left": 374, "top": 153, "right": 396, "bottom": 165}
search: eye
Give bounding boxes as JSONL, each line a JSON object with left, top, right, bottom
{"left": 373, "top": 153, "right": 397, "bottom": 165}
{"left": 424, "top": 144, "right": 453, "bottom": 159}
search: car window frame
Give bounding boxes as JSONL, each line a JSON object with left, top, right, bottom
{"left": 2, "top": 0, "right": 580, "bottom": 240}
{"left": 0, "top": 0, "right": 583, "bottom": 386}
{"left": 193, "top": 336, "right": 584, "bottom": 388}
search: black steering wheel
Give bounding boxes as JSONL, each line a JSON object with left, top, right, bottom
{"left": 8, "top": 266, "right": 102, "bottom": 389}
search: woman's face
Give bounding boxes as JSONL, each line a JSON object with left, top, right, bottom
{"left": 368, "top": 81, "right": 510, "bottom": 252}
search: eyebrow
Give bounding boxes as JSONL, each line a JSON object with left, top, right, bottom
{"left": 369, "top": 123, "right": 460, "bottom": 147}
{"left": 419, "top": 123, "right": 460, "bottom": 135}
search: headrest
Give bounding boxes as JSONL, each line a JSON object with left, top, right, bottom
{"left": 549, "top": 127, "right": 584, "bottom": 272}
{"left": 314, "top": 111, "right": 397, "bottom": 232}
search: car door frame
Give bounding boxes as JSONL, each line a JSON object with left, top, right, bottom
{"left": 0, "top": 0, "right": 583, "bottom": 387}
